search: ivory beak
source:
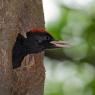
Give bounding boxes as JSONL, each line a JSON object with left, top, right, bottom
{"left": 50, "top": 41, "right": 71, "bottom": 48}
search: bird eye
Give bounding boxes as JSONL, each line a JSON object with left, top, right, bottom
{"left": 46, "top": 36, "right": 50, "bottom": 40}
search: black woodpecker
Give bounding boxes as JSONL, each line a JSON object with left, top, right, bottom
{"left": 12, "top": 29, "right": 69, "bottom": 69}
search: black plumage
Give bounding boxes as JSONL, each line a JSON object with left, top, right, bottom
{"left": 12, "top": 31, "right": 69, "bottom": 69}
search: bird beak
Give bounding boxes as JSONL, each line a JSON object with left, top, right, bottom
{"left": 50, "top": 41, "right": 71, "bottom": 48}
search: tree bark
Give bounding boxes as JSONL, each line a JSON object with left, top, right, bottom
{"left": 0, "top": 0, "right": 45, "bottom": 95}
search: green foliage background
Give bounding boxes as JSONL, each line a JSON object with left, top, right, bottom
{"left": 44, "top": 0, "right": 95, "bottom": 95}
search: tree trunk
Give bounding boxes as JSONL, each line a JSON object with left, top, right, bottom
{"left": 0, "top": 0, "right": 45, "bottom": 95}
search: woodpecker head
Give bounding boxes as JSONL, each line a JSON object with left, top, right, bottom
{"left": 24, "top": 29, "right": 69, "bottom": 53}
{"left": 12, "top": 29, "right": 70, "bottom": 69}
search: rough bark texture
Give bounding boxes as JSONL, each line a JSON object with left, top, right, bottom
{"left": 0, "top": 0, "right": 45, "bottom": 95}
